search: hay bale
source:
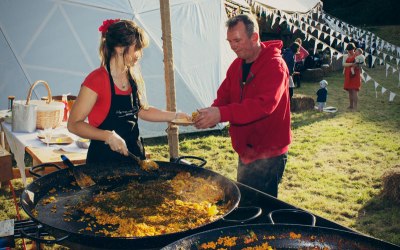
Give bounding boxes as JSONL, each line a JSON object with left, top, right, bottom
{"left": 291, "top": 95, "right": 315, "bottom": 112}
{"left": 330, "top": 55, "right": 343, "bottom": 71}
{"left": 381, "top": 165, "right": 400, "bottom": 204}
{"left": 302, "top": 68, "right": 323, "bottom": 82}
{"left": 321, "top": 64, "right": 331, "bottom": 75}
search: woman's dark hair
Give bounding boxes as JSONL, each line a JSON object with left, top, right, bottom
{"left": 346, "top": 43, "right": 356, "bottom": 51}
{"left": 99, "top": 19, "right": 149, "bottom": 66}
{"left": 290, "top": 42, "right": 300, "bottom": 53}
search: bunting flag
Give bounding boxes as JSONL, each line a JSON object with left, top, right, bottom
{"left": 389, "top": 92, "right": 396, "bottom": 102}
{"left": 381, "top": 87, "right": 387, "bottom": 95}
{"left": 271, "top": 13, "right": 277, "bottom": 28}
{"left": 386, "top": 64, "right": 390, "bottom": 77}
{"left": 329, "top": 36, "right": 335, "bottom": 46}
{"left": 374, "top": 81, "right": 379, "bottom": 98}
{"left": 314, "top": 40, "right": 319, "bottom": 54}
{"left": 365, "top": 74, "right": 372, "bottom": 83}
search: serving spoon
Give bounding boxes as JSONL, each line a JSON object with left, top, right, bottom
{"left": 128, "top": 151, "right": 159, "bottom": 171}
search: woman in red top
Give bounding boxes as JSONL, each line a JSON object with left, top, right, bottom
{"left": 342, "top": 43, "right": 361, "bottom": 111}
{"left": 68, "top": 19, "right": 190, "bottom": 163}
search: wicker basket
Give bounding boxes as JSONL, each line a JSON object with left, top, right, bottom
{"left": 26, "top": 80, "right": 64, "bottom": 129}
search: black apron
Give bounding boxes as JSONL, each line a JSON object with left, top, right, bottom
{"left": 86, "top": 64, "right": 145, "bottom": 163}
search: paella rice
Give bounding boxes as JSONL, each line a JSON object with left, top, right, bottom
{"left": 63, "top": 171, "right": 230, "bottom": 237}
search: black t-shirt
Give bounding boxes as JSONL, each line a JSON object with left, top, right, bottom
{"left": 242, "top": 62, "right": 253, "bottom": 83}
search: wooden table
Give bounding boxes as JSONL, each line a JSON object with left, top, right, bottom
{"left": 26, "top": 147, "right": 86, "bottom": 166}
{"left": 24, "top": 147, "right": 87, "bottom": 177}
{"left": 1, "top": 119, "right": 87, "bottom": 183}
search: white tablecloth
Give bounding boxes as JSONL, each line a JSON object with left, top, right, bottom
{"left": 1, "top": 115, "right": 87, "bottom": 185}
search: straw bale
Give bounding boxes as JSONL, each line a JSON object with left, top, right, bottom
{"left": 381, "top": 165, "right": 400, "bottom": 204}
{"left": 302, "top": 68, "right": 323, "bottom": 82}
{"left": 291, "top": 95, "right": 315, "bottom": 112}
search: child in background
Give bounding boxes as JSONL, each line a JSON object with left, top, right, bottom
{"left": 351, "top": 48, "right": 365, "bottom": 76}
{"left": 316, "top": 80, "right": 328, "bottom": 112}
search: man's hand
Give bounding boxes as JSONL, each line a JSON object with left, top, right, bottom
{"left": 194, "top": 107, "right": 221, "bottom": 129}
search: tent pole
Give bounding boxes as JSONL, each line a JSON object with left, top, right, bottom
{"left": 160, "top": 0, "right": 179, "bottom": 160}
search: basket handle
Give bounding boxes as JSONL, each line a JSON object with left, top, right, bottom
{"left": 25, "top": 80, "right": 52, "bottom": 105}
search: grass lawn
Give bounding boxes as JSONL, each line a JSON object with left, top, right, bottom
{"left": 145, "top": 64, "right": 400, "bottom": 246}
{"left": 1, "top": 27, "right": 399, "bottom": 249}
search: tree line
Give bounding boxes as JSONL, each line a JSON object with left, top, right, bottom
{"left": 322, "top": 0, "right": 400, "bottom": 26}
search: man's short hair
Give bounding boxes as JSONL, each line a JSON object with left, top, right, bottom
{"left": 226, "top": 14, "right": 259, "bottom": 38}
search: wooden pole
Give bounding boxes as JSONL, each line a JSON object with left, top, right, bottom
{"left": 160, "top": 0, "right": 179, "bottom": 160}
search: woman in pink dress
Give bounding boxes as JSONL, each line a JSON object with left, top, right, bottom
{"left": 342, "top": 43, "right": 361, "bottom": 111}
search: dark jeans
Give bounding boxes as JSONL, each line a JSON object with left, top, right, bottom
{"left": 293, "top": 73, "right": 301, "bottom": 88}
{"left": 237, "top": 153, "right": 288, "bottom": 198}
{"left": 289, "top": 87, "right": 294, "bottom": 99}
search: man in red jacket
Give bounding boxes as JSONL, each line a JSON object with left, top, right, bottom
{"left": 195, "top": 14, "right": 291, "bottom": 197}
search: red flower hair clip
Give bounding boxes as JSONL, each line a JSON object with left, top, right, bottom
{"left": 98, "top": 19, "right": 120, "bottom": 35}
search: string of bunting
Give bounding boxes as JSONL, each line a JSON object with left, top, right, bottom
{"left": 244, "top": 0, "right": 399, "bottom": 102}
{"left": 320, "top": 13, "right": 400, "bottom": 88}
{"left": 362, "top": 69, "right": 397, "bottom": 102}
{"left": 309, "top": 13, "right": 400, "bottom": 85}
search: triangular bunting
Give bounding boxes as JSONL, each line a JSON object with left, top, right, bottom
{"left": 386, "top": 64, "right": 390, "bottom": 77}
{"left": 365, "top": 74, "right": 372, "bottom": 82}
{"left": 314, "top": 40, "right": 319, "bottom": 54}
{"left": 329, "top": 36, "right": 335, "bottom": 46}
{"left": 389, "top": 92, "right": 396, "bottom": 102}
{"left": 271, "top": 14, "right": 277, "bottom": 28}
{"left": 371, "top": 56, "right": 377, "bottom": 67}
{"left": 374, "top": 81, "right": 379, "bottom": 98}
{"left": 343, "top": 42, "right": 348, "bottom": 51}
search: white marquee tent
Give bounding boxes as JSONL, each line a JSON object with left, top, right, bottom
{"left": 0, "top": 0, "right": 235, "bottom": 138}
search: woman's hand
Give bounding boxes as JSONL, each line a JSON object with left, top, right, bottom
{"left": 174, "top": 112, "right": 191, "bottom": 121}
{"left": 105, "top": 130, "right": 128, "bottom": 156}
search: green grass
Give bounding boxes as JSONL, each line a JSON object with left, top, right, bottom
{"left": 1, "top": 26, "right": 399, "bottom": 248}
{"left": 365, "top": 25, "right": 400, "bottom": 46}
{"left": 147, "top": 57, "right": 400, "bottom": 246}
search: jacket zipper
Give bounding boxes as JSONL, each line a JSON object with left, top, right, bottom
{"left": 240, "top": 82, "right": 245, "bottom": 101}
{"left": 240, "top": 72, "right": 255, "bottom": 102}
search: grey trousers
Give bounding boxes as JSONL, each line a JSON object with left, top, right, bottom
{"left": 237, "top": 153, "right": 288, "bottom": 198}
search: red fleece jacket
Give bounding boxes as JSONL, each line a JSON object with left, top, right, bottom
{"left": 212, "top": 40, "right": 291, "bottom": 164}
